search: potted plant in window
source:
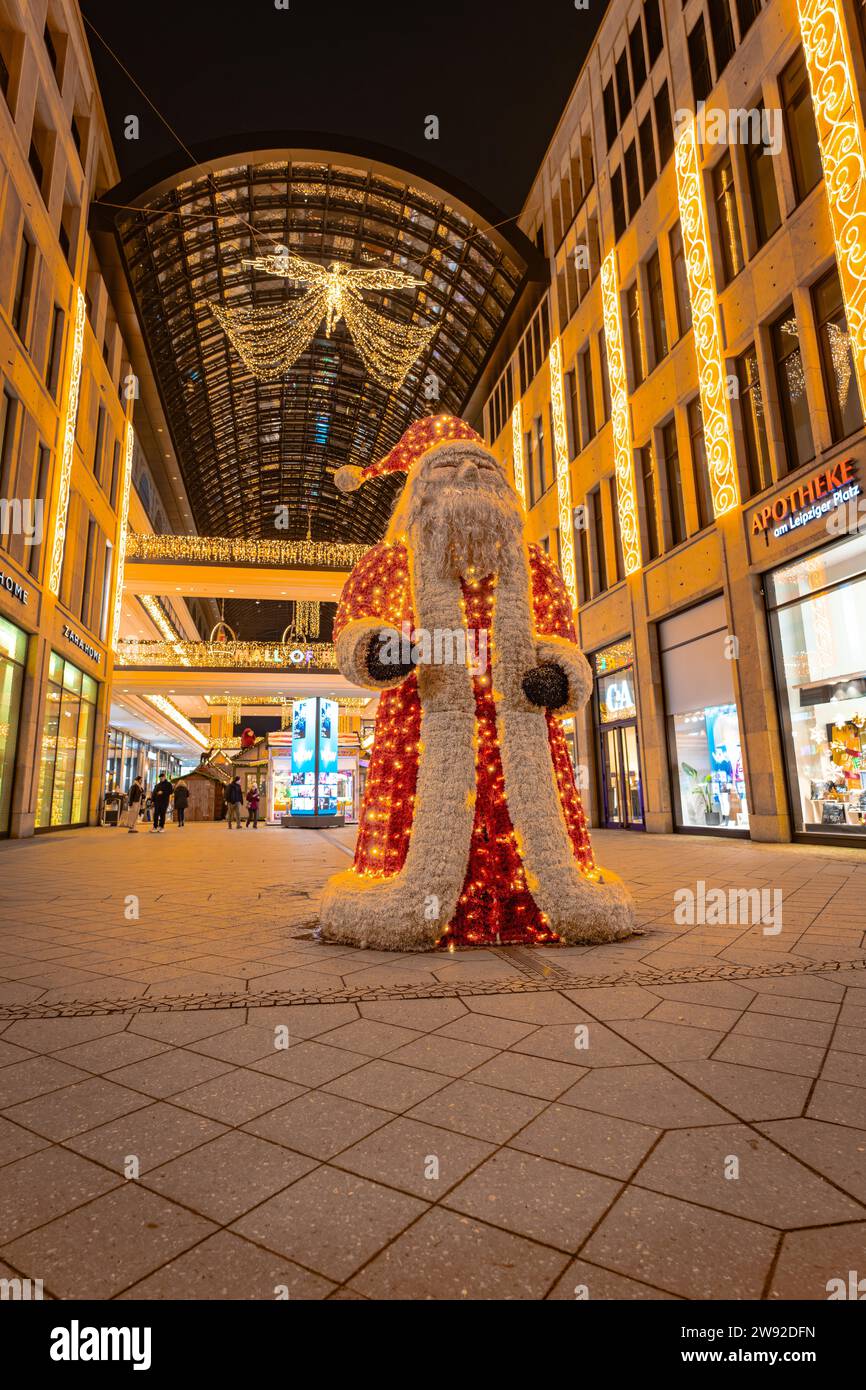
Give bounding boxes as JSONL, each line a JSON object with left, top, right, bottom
{"left": 681, "top": 763, "right": 719, "bottom": 826}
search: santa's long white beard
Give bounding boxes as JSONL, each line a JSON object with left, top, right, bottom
{"left": 407, "top": 482, "right": 523, "bottom": 582}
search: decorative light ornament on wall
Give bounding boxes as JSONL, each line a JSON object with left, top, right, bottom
{"left": 125, "top": 532, "right": 368, "bottom": 570}
{"left": 48, "top": 288, "right": 86, "bottom": 596}
{"left": 210, "top": 251, "right": 436, "bottom": 389}
{"left": 510, "top": 399, "right": 527, "bottom": 507}
{"left": 145, "top": 694, "right": 209, "bottom": 750}
{"left": 674, "top": 117, "right": 740, "bottom": 518}
{"left": 796, "top": 0, "right": 866, "bottom": 413}
{"left": 110, "top": 418, "right": 136, "bottom": 651}
{"left": 600, "top": 252, "right": 642, "bottom": 574}
{"left": 548, "top": 337, "right": 578, "bottom": 606}
{"left": 224, "top": 695, "right": 242, "bottom": 728}
{"left": 293, "top": 599, "right": 320, "bottom": 640}
{"left": 116, "top": 639, "right": 338, "bottom": 670}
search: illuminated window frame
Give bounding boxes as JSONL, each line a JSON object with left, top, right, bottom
{"left": 47, "top": 288, "right": 86, "bottom": 595}
{"left": 600, "top": 251, "right": 642, "bottom": 574}
{"left": 511, "top": 398, "right": 528, "bottom": 506}
{"left": 796, "top": 0, "right": 866, "bottom": 414}
{"left": 674, "top": 118, "right": 740, "bottom": 517}
{"left": 547, "top": 337, "right": 578, "bottom": 604}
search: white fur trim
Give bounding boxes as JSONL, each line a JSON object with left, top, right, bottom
{"left": 534, "top": 636, "right": 592, "bottom": 718}
{"left": 335, "top": 619, "right": 409, "bottom": 691}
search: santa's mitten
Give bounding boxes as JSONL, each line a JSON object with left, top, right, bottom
{"left": 527, "top": 637, "right": 592, "bottom": 716}
{"left": 522, "top": 661, "right": 569, "bottom": 710}
{"left": 367, "top": 632, "right": 415, "bottom": 683}
{"left": 335, "top": 619, "right": 415, "bottom": 690}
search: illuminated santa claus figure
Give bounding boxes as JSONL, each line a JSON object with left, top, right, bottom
{"left": 320, "top": 414, "right": 635, "bottom": 951}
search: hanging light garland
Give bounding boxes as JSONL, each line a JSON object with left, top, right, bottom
{"left": 210, "top": 251, "right": 436, "bottom": 389}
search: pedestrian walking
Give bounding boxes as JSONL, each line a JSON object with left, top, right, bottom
{"left": 173, "top": 778, "right": 190, "bottom": 828}
{"left": 126, "top": 776, "right": 143, "bottom": 833}
{"left": 150, "top": 772, "right": 174, "bottom": 833}
{"left": 225, "top": 775, "right": 243, "bottom": 829}
{"left": 245, "top": 783, "right": 260, "bottom": 829}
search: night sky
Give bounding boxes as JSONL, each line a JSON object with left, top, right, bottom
{"left": 80, "top": 0, "right": 609, "bottom": 216}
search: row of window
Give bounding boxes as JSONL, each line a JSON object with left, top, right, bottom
{"left": 550, "top": 135, "right": 595, "bottom": 251}
{"left": 688, "top": 0, "right": 764, "bottom": 108}
{"left": 487, "top": 365, "right": 514, "bottom": 443}
{"left": 603, "top": 0, "right": 665, "bottom": 152}
{"left": 610, "top": 81, "right": 675, "bottom": 242}
{"left": 517, "top": 300, "right": 551, "bottom": 397}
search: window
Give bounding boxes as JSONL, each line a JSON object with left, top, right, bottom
{"left": 603, "top": 79, "right": 618, "bottom": 150}
{"left": 688, "top": 398, "right": 715, "bottom": 530}
{"left": 735, "top": 0, "right": 762, "bottom": 39}
{"left": 688, "top": 19, "right": 714, "bottom": 106}
{"left": 745, "top": 115, "right": 782, "bottom": 245}
{"left": 708, "top": 0, "right": 735, "bottom": 76}
{"left": 525, "top": 429, "right": 535, "bottom": 504}
{"left": 646, "top": 249, "right": 669, "bottom": 365}
{"left": 639, "top": 112, "right": 657, "bottom": 192}
{"left": 713, "top": 153, "right": 744, "bottom": 285}
{"left": 644, "top": 0, "right": 663, "bottom": 65}
{"left": 591, "top": 487, "right": 608, "bottom": 594}
{"left": 0, "top": 391, "right": 18, "bottom": 499}
{"left": 654, "top": 81, "right": 674, "bottom": 166}
{"left": 813, "top": 266, "right": 864, "bottom": 441}
{"left": 736, "top": 345, "right": 772, "bottom": 495}
{"left": 565, "top": 369, "right": 579, "bottom": 458}
{"left": 611, "top": 166, "right": 627, "bottom": 241}
{"left": 0, "top": 615, "right": 27, "bottom": 835}
{"left": 608, "top": 476, "right": 624, "bottom": 582}
{"left": 771, "top": 309, "right": 815, "bottom": 470}
{"left": 528, "top": 415, "right": 548, "bottom": 506}
{"left": 661, "top": 420, "right": 687, "bottom": 547}
{"left": 28, "top": 444, "right": 50, "bottom": 579}
{"left": 92, "top": 406, "right": 106, "bottom": 486}
{"left": 35, "top": 655, "right": 99, "bottom": 829}
{"left": 599, "top": 331, "right": 612, "bottom": 420}
{"left": 11, "top": 231, "right": 35, "bottom": 342}
{"left": 43, "top": 23, "right": 60, "bottom": 78}
{"left": 781, "top": 49, "right": 822, "bottom": 203}
{"left": 45, "top": 304, "right": 65, "bottom": 398}
{"left": 629, "top": 21, "right": 647, "bottom": 96}
{"left": 669, "top": 221, "right": 692, "bottom": 335}
{"left": 577, "top": 502, "right": 591, "bottom": 602}
{"left": 615, "top": 50, "right": 632, "bottom": 124}
{"left": 640, "top": 444, "right": 661, "bottom": 559}
{"left": 581, "top": 346, "right": 597, "bottom": 444}
{"left": 624, "top": 142, "right": 641, "bottom": 221}
{"left": 626, "top": 282, "right": 644, "bottom": 388}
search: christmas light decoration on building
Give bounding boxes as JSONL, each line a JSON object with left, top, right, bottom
{"left": 110, "top": 418, "right": 136, "bottom": 652}
{"left": 674, "top": 118, "right": 740, "bottom": 518}
{"left": 224, "top": 695, "right": 242, "bottom": 728}
{"left": 210, "top": 252, "right": 436, "bottom": 389}
{"left": 203, "top": 694, "right": 370, "bottom": 712}
{"left": 796, "top": 0, "right": 866, "bottom": 412}
{"left": 116, "top": 639, "right": 338, "bottom": 670}
{"left": 48, "top": 288, "right": 86, "bottom": 596}
{"left": 548, "top": 337, "right": 578, "bottom": 606}
{"left": 145, "top": 695, "right": 209, "bottom": 749}
{"left": 137, "top": 594, "right": 192, "bottom": 667}
{"left": 600, "top": 252, "right": 642, "bottom": 574}
{"left": 293, "top": 599, "right": 320, "bottom": 639}
{"left": 510, "top": 400, "right": 527, "bottom": 506}
{"left": 124, "top": 533, "right": 368, "bottom": 571}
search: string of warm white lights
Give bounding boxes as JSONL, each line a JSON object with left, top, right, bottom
{"left": 600, "top": 252, "right": 642, "bottom": 574}
{"left": 48, "top": 289, "right": 86, "bottom": 596}
{"left": 110, "top": 416, "right": 136, "bottom": 652}
{"left": 210, "top": 253, "right": 436, "bottom": 389}
{"left": 293, "top": 599, "right": 320, "bottom": 638}
{"left": 145, "top": 694, "right": 209, "bottom": 749}
{"left": 125, "top": 533, "right": 368, "bottom": 570}
{"left": 510, "top": 399, "right": 528, "bottom": 507}
{"left": 548, "top": 338, "right": 578, "bottom": 606}
{"left": 116, "top": 640, "right": 338, "bottom": 670}
{"left": 674, "top": 117, "right": 740, "bottom": 518}
{"left": 796, "top": 0, "right": 866, "bottom": 413}
{"left": 202, "top": 694, "right": 370, "bottom": 711}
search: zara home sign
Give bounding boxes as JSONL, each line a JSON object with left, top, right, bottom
{"left": 62, "top": 624, "right": 101, "bottom": 664}
{"left": 751, "top": 459, "right": 860, "bottom": 540}
{"left": 0, "top": 568, "right": 29, "bottom": 605}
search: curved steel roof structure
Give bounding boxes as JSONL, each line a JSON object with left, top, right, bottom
{"left": 95, "top": 136, "right": 543, "bottom": 570}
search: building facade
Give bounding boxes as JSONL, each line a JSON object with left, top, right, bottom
{"left": 0, "top": 0, "right": 201, "bottom": 837}
{"left": 477, "top": 0, "right": 866, "bottom": 846}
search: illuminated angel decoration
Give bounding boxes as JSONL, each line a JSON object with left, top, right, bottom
{"left": 209, "top": 249, "right": 436, "bottom": 389}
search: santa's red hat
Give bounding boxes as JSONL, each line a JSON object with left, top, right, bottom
{"left": 333, "top": 414, "right": 483, "bottom": 494}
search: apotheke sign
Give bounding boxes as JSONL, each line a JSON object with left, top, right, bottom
{"left": 751, "top": 459, "right": 860, "bottom": 540}
{"left": 62, "top": 624, "right": 101, "bottom": 665}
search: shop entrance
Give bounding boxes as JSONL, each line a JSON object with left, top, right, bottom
{"left": 593, "top": 639, "right": 644, "bottom": 830}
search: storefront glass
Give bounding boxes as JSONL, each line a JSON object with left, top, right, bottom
{"left": 768, "top": 531, "right": 866, "bottom": 836}
{"left": 0, "top": 616, "right": 27, "bottom": 836}
{"left": 35, "top": 653, "right": 98, "bottom": 829}
{"left": 661, "top": 598, "right": 749, "bottom": 832}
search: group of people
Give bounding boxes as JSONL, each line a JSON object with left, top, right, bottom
{"left": 225, "top": 775, "right": 261, "bottom": 829}
{"left": 125, "top": 774, "right": 189, "bottom": 833}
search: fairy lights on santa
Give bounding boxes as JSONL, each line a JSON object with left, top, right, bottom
{"left": 319, "top": 414, "right": 636, "bottom": 951}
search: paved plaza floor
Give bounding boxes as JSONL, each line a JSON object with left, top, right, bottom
{"left": 0, "top": 822, "right": 864, "bottom": 1300}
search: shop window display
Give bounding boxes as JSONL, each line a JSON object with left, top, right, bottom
{"left": 0, "top": 616, "right": 27, "bottom": 836}
{"left": 768, "top": 532, "right": 866, "bottom": 835}
{"left": 670, "top": 703, "right": 749, "bottom": 830}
